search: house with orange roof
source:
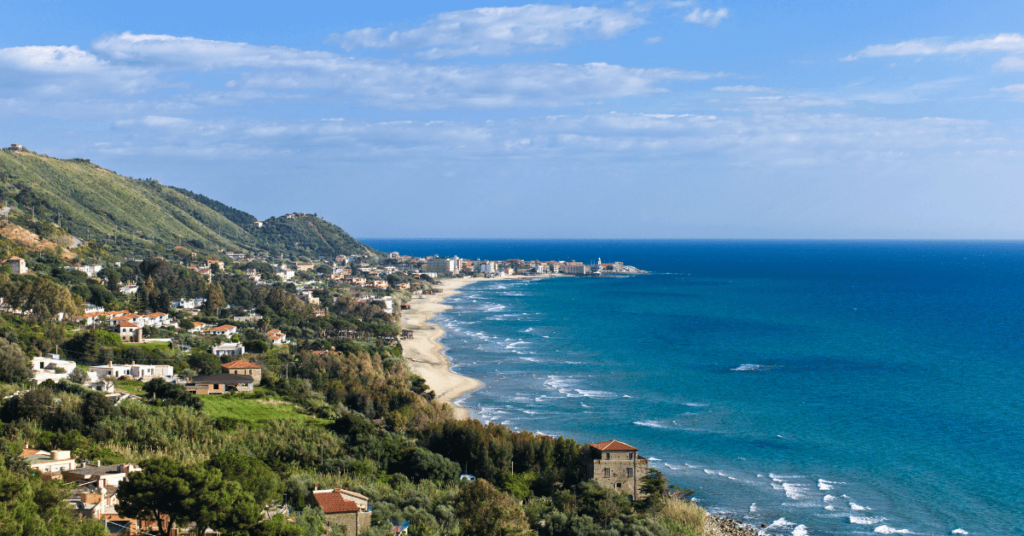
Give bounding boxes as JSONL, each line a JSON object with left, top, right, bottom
{"left": 207, "top": 324, "right": 238, "bottom": 337}
{"left": 312, "top": 488, "right": 372, "bottom": 535}
{"left": 221, "top": 358, "right": 262, "bottom": 384}
{"left": 586, "top": 440, "right": 649, "bottom": 501}
{"left": 266, "top": 328, "right": 288, "bottom": 346}
{"left": 116, "top": 321, "right": 142, "bottom": 343}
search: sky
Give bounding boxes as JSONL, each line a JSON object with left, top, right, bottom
{"left": 2, "top": 0, "right": 1024, "bottom": 239}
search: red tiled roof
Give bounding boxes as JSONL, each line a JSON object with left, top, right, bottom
{"left": 221, "top": 359, "right": 260, "bottom": 369}
{"left": 208, "top": 325, "right": 236, "bottom": 332}
{"left": 117, "top": 321, "right": 139, "bottom": 328}
{"left": 312, "top": 491, "right": 360, "bottom": 514}
{"left": 589, "top": 440, "right": 638, "bottom": 452}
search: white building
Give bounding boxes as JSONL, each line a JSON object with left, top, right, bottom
{"left": 172, "top": 298, "right": 206, "bottom": 310}
{"left": 426, "top": 257, "right": 456, "bottom": 274}
{"left": 475, "top": 261, "right": 496, "bottom": 274}
{"left": 212, "top": 342, "right": 246, "bottom": 357}
{"left": 64, "top": 265, "right": 103, "bottom": 278}
{"left": 31, "top": 354, "right": 88, "bottom": 384}
{"left": 91, "top": 361, "right": 174, "bottom": 381}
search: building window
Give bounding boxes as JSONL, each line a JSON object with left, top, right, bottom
{"left": 605, "top": 453, "right": 610, "bottom": 460}
{"left": 604, "top": 468, "right": 610, "bottom": 478}
{"left": 627, "top": 468, "right": 634, "bottom": 477}
{"left": 628, "top": 453, "right": 633, "bottom": 460}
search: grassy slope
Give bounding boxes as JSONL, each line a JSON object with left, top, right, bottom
{"left": 202, "top": 395, "right": 317, "bottom": 423}
{"left": 0, "top": 150, "right": 250, "bottom": 253}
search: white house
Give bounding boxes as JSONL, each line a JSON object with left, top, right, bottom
{"left": 212, "top": 342, "right": 245, "bottom": 357}
{"left": 64, "top": 265, "right": 103, "bottom": 278}
{"left": 91, "top": 361, "right": 173, "bottom": 381}
{"left": 30, "top": 354, "right": 88, "bottom": 384}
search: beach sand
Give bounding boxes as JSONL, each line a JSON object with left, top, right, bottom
{"left": 401, "top": 277, "right": 484, "bottom": 420}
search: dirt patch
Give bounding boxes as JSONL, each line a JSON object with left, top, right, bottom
{"left": 0, "top": 221, "right": 76, "bottom": 260}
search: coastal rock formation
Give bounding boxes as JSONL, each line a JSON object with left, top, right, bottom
{"left": 703, "top": 515, "right": 772, "bottom": 536}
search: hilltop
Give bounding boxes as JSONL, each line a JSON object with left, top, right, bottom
{"left": 0, "top": 146, "right": 374, "bottom": 260}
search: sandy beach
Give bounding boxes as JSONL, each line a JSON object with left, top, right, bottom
{"left": 400, "top": 277, "right": 484, "bottom": 420}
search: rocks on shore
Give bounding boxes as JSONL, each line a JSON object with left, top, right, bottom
{"left": 703, "top": 514, "right": 774, "bottom": 536}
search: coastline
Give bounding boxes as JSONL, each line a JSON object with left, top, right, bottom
{"left": 400, "top": 277, "right": 484, "bottom": 420}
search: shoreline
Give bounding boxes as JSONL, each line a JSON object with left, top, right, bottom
{"left": 399, "top": 277, "right": 484, "bottom": 420}
{"left": 400, "top": 275, "right": 557, "bottom": 419}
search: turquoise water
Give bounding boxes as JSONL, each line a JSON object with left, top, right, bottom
{"left": 364, "top": 240, "right": 1024, "bottom": 536}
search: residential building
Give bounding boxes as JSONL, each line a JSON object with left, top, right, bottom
{"left": 312, "top": 488, "right": 372, "bottom": 535}
{"left": 426, "top": 257, "right": 456, "bottom": 274}
{"left": 31, "top": 354, "right": 84, "bottom": 384}
{"left": 116, "top": 321, "right": 142, "bottom": 343}
{"left": 20, "top": 448, "right": 76, "bottom": 476}
{"left": 118, "top": 285, "right": 138, "bottom": 295}
{"left": 207, "top": 324, "right": 238, "bottom": 337}
{"left": 222, "top": 358, "right": 262, "bottom": 384}
{"left": 212, "top": 342, "right": 246, "bottom": 358}
{"left": 563, "top": 262, "right": 589, "bottom": 275}
{"left": 64, "top": 264, "right": 103, "bottom": 278}
{"left": 6, "top": 256, "right": 27, "bottom": 274}
{"left": 266, "top": 329, "right": 287, "bottom": 346}
{"left": 585, "top": 440, "right": 649, "bottom": 501}
{"left": 172, "top": 298, "right": 206, "bottom": 310}
{"left": 186, "top": 373, "right": 255, "bottom": 394}
{"left": 91, "top": 361, "right": 173, "bottom": 381}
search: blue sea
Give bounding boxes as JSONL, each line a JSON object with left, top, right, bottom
{"left": 362, "top": 240, "right": 1024, "bottom": 536}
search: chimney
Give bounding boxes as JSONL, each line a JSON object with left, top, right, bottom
{"left": 24, "top": 442, "right": 29, "bottom": 449}
{"left": 314, "top": 484, "right": 319, "bottom": 491}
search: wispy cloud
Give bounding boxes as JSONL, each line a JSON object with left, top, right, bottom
{"left": 0, "top": 44, "right": 154, "bottom": 93}
{"left": 84, "top": 32, "right": 720, "bottom": 109}
{"left": 683, "top": 7, "right": 729, "bottom": 27}
{"left": 844, "top": 33, "right": 1024, "bottom": 61}
{"left": 329, "top": 4, "right": 647, "bottom": 58}
{"left": 713, "top": 85, "right": 771, "bottom": 92}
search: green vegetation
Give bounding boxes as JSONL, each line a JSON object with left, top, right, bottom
{"left": 202, "top": 394, "right": 317, "bottom": 423}
{"left": 0, "top": 150, "right": 375, "bottom": 259}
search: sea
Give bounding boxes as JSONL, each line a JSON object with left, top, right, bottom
{"left": 361, "top": 239, "right": 1024, "bottom": 536}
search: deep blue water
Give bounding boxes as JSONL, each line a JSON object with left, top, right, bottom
{"left": 363, "top": 240, "right": 1024, "bottom": 536}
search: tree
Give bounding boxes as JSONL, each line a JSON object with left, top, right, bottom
{"left": 185, "top": 470, "right": 262, "bottom": 536}
{"left": 207, "top": 451, "right": 282, "bottom": 506}
{"left": 455, "top": 480, "right": 531, "bottom": 536}
{"left": 0, "top": 337, "right": 31, "bottom": 383}
{"left": 204, "top": 284, "right": 226, "bottom": 315}
{"left": 21, "top": 276, "right": 80, "bottom": 322}
{"left": 253, "top": 514, "right": 304, "bottom": 536}
{"left": 67, "top": 367, "right": 89, "bottom": 384}
{"left": 117, "top": 457, "right": 194, "bottom": 536}
{"left": 143, "top": 378, "right": 203, "bottom": 410}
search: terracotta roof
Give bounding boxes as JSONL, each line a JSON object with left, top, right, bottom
{"left": 208, "top": 325, "right": 237, "bottom": 332}
{"left": 117, "top": 321, "right": 139, "bottom": 328}
{"left": 312, "top": 491, "right": 360, "bottom": 514}
{"left": 7, "top": 256, "right": 23, "bottom": 261}
{"left": 589, "top": 440, "right": 638, "bottom": 452}
{"left": 20, "top": 448, "right": 43, "bottom": 457}
{"left": 338, "top": 489, "right": 369, "bottom": 501}
{"left": 143, "top": 312, "right": 167, "bottom": 318}
{"left": 221, "top": 359, "right": 260, "bottom": 369}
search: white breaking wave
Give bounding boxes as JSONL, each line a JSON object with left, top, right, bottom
{"left": 782, "top": 483, "right": 810, "bottom": 500}
{"left": 684, "top": 402, "right": 708, "bottom": 407}
{"left": 823, "top": 495, "right": 837, "bottom": 502}
{"left": 951, "top": 530, "right": 968, "bottom": 535}
{"left": 647, "top": 457, "right": 661, "bottom": 461}
{"left": 850, "top": 516, "right": 886, "bottom": 525}
{"left": 767, "top": 518, "right": 794, "bottom": 530}
{"left": 571, "top": 389, "right": 617, "bottom": 398}
{"left": 749, "top": 503, "right": 757, "bottom": 513}
{"left": 634, "top": 420, "right": 669, "bottom": 429}
{"left": 732, "top": 363, "right": 764, "bottom": 372}
{"left": 664, "top": 464, "right": 683, "bottom": 471}
{"left": 818, "top": 479, "right": 842, "bottom": 491}
{"left": 873, "top": 526, "right": 912, "bottom": 534}
{"left": 792, "top": 525, "right": 809, "bottom": 536}
{"left": 850, "top": 502, "right": 870, "bottom": 511}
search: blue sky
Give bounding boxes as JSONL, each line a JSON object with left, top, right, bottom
{"left": 2, "top": 0, "right": 1024, "bottom": 238}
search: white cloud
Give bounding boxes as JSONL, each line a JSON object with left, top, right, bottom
{"left": 0, "top": 44, "right": 153, "bottom": 93}
{"left": 994, "top": 55, "right": 1024, "bottom": 71}
{"left": 330, "top": 4, "right": 646, "bottom": 58}
{"left": 645, "top": 36, "right": 663, "bottom": 45}
{"left": 845, "top": 33, "right": 1024, "bottom": 60}
{"left": 996, "top": 83, "right": 1024, "bottom": 92}
{"left": 683, "top": 7, "right": 728, "bottom": 27}
{"left": 713, "top": 85, "right": 771, "bottom": 92}
{"left": 84, "top": 32, "right": 719, "bottom": 109}
{"left": 0, "top": 45, "right": 105, "bottom": 73}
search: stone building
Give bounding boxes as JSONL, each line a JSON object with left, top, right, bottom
{"left": 312, "top": 488, "right": 372, "bottom": 535}
{"left": 585, "top": 440, "right": 649, "bottom": 501}
{"left": 221, "top": 358, "right": 262, "bottom": 384}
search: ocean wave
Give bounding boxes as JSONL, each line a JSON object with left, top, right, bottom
{"left": 749, "top": 502, "right": 757, "bottom": 513}
{"left": 505, "top": 341, "right": 528, "bottom": 349}
{"left": 634, "top": 420, "right": 669, "bottom": 429}
{"left": 850, "top": 502, "right": 870, "bottom": 511}
{"left": 850, "top": 516, "right": 886, "bottom": 525}
{"left": 647, "top": 457, "right": 661, "bottom": 461}
{"left": 823, "top": 495, "right": 837, "bottom": 502}
{"left": 766, "top": 518, "right": 794, "bottom": 530}
{"left": 731, "top": 363, "right": 765, "bottom": 372}
{"left": 523, "top": 327, "right": 535, "bottom": 333}
{"left": 664, "top": 464, "right": 683, "bottom": 471}
{"left": 951, "top": 530, "right": 968, "bottom": 535}
{"left": 519, "top": 357, "right": 542, "bottom": 362}
{"left": 703, "top": 469, "right": 739, "bottom": 481}
{"left": 818, "top": 479, "right": 842, "bottom": 491}
{"left": 569, "top": 389, "right": 617, "bottom": 398}
{"left": 873, "top": 526, "right": 912, "bottom": 534}
{"left": 792, "top": 525, "right": 809, "bottom": 536}
{"left": 684, "top": 402, "right": 708, "bottom": 407}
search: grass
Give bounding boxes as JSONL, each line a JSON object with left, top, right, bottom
{"left": 202, "top": 394, "right": 317, "bottom": 423}
{"left": 117, "top": 380, "right": 146, "bottom": 395}
{"left": 123, "top": 341, "right": 176, "bottom": 353}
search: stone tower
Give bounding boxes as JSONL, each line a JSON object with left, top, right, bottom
{"left": 584, "top": 440, "right": 649, "bottom": 500}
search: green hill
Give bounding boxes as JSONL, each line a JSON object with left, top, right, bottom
{"left": 0, "top": 147, "right": 373, "bottom": 259}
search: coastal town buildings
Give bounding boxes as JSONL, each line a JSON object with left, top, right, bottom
{"left": 221, "top": 358, "right": 262, "bottom": 384}
{"left": 585, "top": 440, "right": 649, "bottom": 501}
{"left": 312, "top": 488, "right": 373, "bottom": 535}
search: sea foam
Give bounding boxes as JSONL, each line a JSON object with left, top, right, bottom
{"left": 873, "top": 527, "right": 912, "bottom": 534}
{"left": 731, "top": 363, "right": 764, "bottom": 372}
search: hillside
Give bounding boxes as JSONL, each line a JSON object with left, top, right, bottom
{"left": 0, "top": 147, "right": 373, "bottom": 259}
